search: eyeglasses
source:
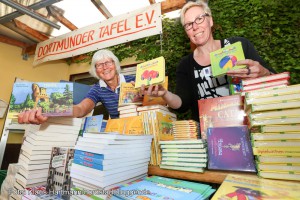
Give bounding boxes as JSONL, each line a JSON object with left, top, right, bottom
{"left": 95, "top": 60, "right": 114, "bottom": 69}
{"left": 183, "top": 13, "right": 210, "bottom": 31}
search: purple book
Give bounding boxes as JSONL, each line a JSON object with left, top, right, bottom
{"left": 207, "top": 125, "right": 256, "bottom": 172}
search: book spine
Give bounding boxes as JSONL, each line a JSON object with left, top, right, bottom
{"left": 74, "top": 153, "right": 104, "bottom": 165}
{"left": 73, "top": 157, "right": 104, "bottom": 170}
{"left": 74, "top": 149, "right": 104, "bottom": 160}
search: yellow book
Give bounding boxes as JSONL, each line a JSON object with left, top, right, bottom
{"left": 212, "top": 174, "right": 300, "bottom": 199}
{"left": 135, "top": 56, "right": 165, "bottom": 88}
{"left": 104, "top": 116, "right": 144, "bottom": 135}
{"left": 118, "top": 82, "right": 143, "bottom": 107}
{"left": 142, "top": 76, "right": 168, "bottom": 106}
{"left": 256, "top": 162, "right": 300, "bottom": 172}
{"left": 258, "top": 171, "right": 300, "bottom": 181}
{"left": 252, "top": 146, "right": 300, "bottom": 156}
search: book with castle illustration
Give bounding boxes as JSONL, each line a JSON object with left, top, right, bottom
{"left": 210, "top": 41, "right": 246, "bottom": 77}
{"left": 8, "top": 82, "right": 73, "bottom": 118}
{"left": 135, "top": 56, "right": 166, "bottom": 88}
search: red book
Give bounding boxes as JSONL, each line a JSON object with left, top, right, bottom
{"left": 198, "top": 95, "right": 247, "bottom": 139}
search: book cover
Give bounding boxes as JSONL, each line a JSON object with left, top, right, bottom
{"left": 211, "top": 174, "right": 300, "bottom": 200}
{"left": 114, "top": 179, "right": 204, "bottom": 200}
{"left": 242, "top": 71, "right": 290, "bottom": 86}
{"left": 8, "top": 82, "right": 73, "bottom": 118}
{"left": 210, "top": 41, "right": 246, "bottom": 77}
{"left": 46, "top": 147, "right": 74, "bottom": 194}
{"left": 207, "top": 126, "right": 256, "bottom": 172}
{"left": 105, "top": 115, "right": 144, "bottom": 135}
{"left": 142, "top": 76, "right": 168, "bottom": 106}
{"left": 82, "top": 114, "right": 104, "bottom": 134}
{"left": 198, "top": 94, "right": 246, "bottom": 139}
{"left": 135, "top": 56, "right": 166, "bottom": 88}
{"left": 118, "top": 82, "right": 143, "bottom": 107}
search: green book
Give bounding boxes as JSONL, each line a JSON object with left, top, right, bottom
{"left": 210, "top": 41, "right": 246, "bottom": 77}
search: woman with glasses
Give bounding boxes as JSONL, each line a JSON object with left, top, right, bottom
{"left": 141, "top": 0, "right": 276, "bottom": 122}
{"left": 18, "top": 49, "right": 136, "bottom": 124}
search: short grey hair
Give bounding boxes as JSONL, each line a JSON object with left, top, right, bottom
{"left": 180, "top": 0, "right": 212, "bottom": 26}
{"left": 89, "top": 49, "right": 121, "bottom": 80}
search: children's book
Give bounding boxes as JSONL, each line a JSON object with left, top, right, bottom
{"left": 211, "top": 174, "right": 300, "bottom": 200}
{"left": 207, "top": 126, "right": 256, "bottom": 172}
{"left": 8, "top": 82, "right": 73, "bottom": 118}
{"left": 135, "top": 56, "right": 166, "bottom": 88}
{"left": 198, "top": 94, "right": 247, "bottom": 139}
{"left": 210, "top": 41, "right": 246, "bottom": 77}
{"left": 82, "top": 114, "right": 104, "bottom": 134}
{"left": 104, "top": 115, "right": 144, "bottom": 135}
{"left": 118, "top": 82, "right": 143, "bottom": 107}
{"left": 142, "top": 76, "right": 168, "bottom": 106}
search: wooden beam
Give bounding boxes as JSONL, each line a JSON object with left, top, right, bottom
{"left": 91, "top": 0, "right": 112, "bottom": 19}
{"left": 22, "top": 44, "right": 37, "bottom": 56}
{"left": 47, "top": 6, "right": 78, "bottom": 30}
{"left": 0, "top": 34, "right": 28, "bottom": 48}
{"left": 161, "top": 0, "right": 186, "bottom": 14}
{"left": 13, "top": 19, "right": 49, "bottom": 41}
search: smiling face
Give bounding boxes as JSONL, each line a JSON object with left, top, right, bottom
{"left": 184, "top": 6, "right": 213, "bottom": 47}
{"left": 95, "top": 58, "right": 118, "bottom": 82}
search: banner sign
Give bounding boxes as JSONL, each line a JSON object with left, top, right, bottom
{"left": 33, "top": 3, "right": 162, "bottom": 66}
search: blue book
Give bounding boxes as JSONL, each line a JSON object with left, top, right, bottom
{"left": 74, "top": 149, "right": 105, "bottom": 160}
{"left": 73, "top": 157, "right": 105, "bottom": 170}
{"left": 114, "top": 179, "right": 204, "bottom": 200}
{"left": 83, "top": 114, "right": 104, "bottom": 133}
{"left": 74, "top": 153, "right": 104, "bottom": 165}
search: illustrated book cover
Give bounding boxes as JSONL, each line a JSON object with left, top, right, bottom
{"left": 211, "top": 174, "right": 300, "bottom": 200}
{"left": 118, "top": 82, "right": 143, "bottom": 107}
{"left": 82, "top": 114, "right": 105, "bottom": 133}
{"left": 206, "top": 126, "right": 256, "bottom": 172}
{"left": 210, "top": 41, "right": 246, "bottom": 77}
{"left": 135, "top": 56, "right": 165, "bottom": 88}
{"left": 198, "top": 94, "right": 247, "bottom": 139}
{"left": 8, "top": 82, "right": 73, "bottom": 118}
{"left": 142, "top": 76, "right": 168, "bottom": 106}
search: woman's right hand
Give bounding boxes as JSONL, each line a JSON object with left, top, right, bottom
{"left": 18, "top": 107, "right": 48, "bottom": 125}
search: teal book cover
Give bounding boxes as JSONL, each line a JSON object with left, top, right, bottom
{"left": 114, "top": 179, "right": 204, "bottom": 200}
{"left": 83, "top": 114, "right": 104, "bottom": 133}
{"left": 9, "top": 82, "right": 73, "bottom": 118}
{"left": 210, "top": 41, "right": 246, "bottom": 77}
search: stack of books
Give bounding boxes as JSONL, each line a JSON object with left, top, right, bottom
{"left": 12, "top": 117, "right": 82, "bottom": 200}
{"left": 111, "top": 175, "right": 216, "bottom": 200}
{"left": 118, "top": 104, "right": 139, "bottom": 118}
{"left": 70, "top": 132, "right": 153, "bottom": 199}
{"left": 159, "top": 140, "right": 207, "bottom": 173}
{"left": 246, "top": 84, "right": 300, "bottom": 181}
{"left": 105, "top": 115, "right": 144, "bottom": 135}
{"left": 172, "top": 120, "right": 200, "bottom": 140}
{"left": 139, "top": 107, "right": 176, "bottom": 166}
{"left": 241, "top": 71, "right": 290, "bottom": 93}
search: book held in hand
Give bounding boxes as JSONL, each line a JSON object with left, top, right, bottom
{"left": 135, "top": 56, "right": 166, "bottom": 88}
{"left": 210, "top": 41, "right": 246, "bottom": 77}
{"left": 8, "top": 82, "right": 73, "bottom": 118}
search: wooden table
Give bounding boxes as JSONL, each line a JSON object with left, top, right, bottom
{"left": 148, "top": 166, "right": 256, "bottom": 184}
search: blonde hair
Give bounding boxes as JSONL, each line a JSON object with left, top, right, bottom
{"left": 89, "top": 49, "right": 121, "bottom": 80}
{"left": 180, "top": 0, "right": 212, "bottom": 26}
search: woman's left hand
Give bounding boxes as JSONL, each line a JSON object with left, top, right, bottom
{"left": 226, "top": 59, "right": 271, "bottom": 79}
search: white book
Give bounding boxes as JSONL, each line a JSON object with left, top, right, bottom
{"left": 262, "top": 124, "right": 300, "bottom": 132}
{"left": 249, "top": 108, "right": 300, "bottom": 120}
{"left": 21, "top": 150, "right": 51, "bottom": 160}
{"left": 137, "top": 105, "right": 170, "bottom": 112}
{"left": 26, "top": 136, "right": 76, "bottom": 147}
{"left": 16, "top": 178, "right": 46, "bottom": 190}
{"left": 15, "top": 173, "right": 47, "bottom": 185}
{"left": 77, "top": 136, "right": 152, "bottom": 145}
{"left": 251, "top": 117, "right": 300, "bottom": 126}
{"left": 256, "top": 163, "right": 300, "bottom": 171}
{"left": 70, "top": 168, "right": 147, "bottom": 188}
{"left": 76, "top": 140, "right": 151, "bottom": 150}
{"left": 162, "top": 148, "right": 206, "bottom": 153}
{"left": 18, "top": 159, "right": 50, "bottom": 171}
{"left": 83, "top": 132, "right": 153, "bottom": 140}
{"left": 18, "top": 154, "right": 50, "bottom": 165}
{"left": 71, "top": 162, "right": 147, "bottom": 177}
{"left": 21, "top": 143, "right": 52, "bottom": 155}
{"left": 18, "top": 167, "right": 48, "bottom": 179}
{"left": 117, "top": 104, "right": 139, "bottom": 111}
{"left": 27, "top": 132, "right": 78, "bottom": 141}
{"left": 119, "top": 112, "right": 139, "bottom": 118}
{"left": 162, "top": 152, "right": 207, "bottom": 158}
{"left": 71, "top": 165, "right": 148, "bottom": 182}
